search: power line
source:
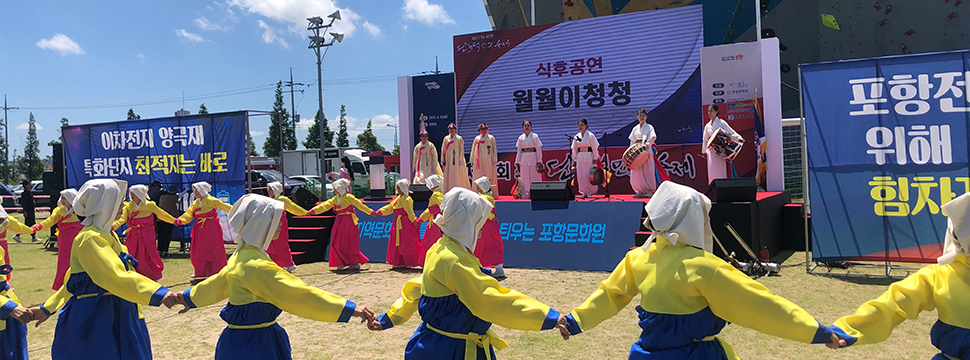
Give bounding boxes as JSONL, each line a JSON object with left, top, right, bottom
{"left": 20, "top": 84, "right": 279, "bottom": 110}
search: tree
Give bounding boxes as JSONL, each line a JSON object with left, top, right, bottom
{"left": 0, "top": 119, "right": 11, "bottom": 184}
{"left": 356, "top": 119, "right": 385, "bottom": 153}
{"left": 17, "top": 113, "right": 44, "bottom": 180}
{"left": 126, "top": 108, "right": 141, "bottom": 120}
{"left": 392, "top": 144, "right": 400, "bottom": 156}
{"left": 248, "top": 135, "right": 259, "bottom": 156}
{"left": 48, "top": 117, "right": 69, "bottom": 146}
{"left": 303, "top": 109, "right": 335, "bottom": 149}
{"left": 336, "top": 104, "right": 349, "bottom": 147}
{"left": 262, "top": 82, "right": 296, "bottom": 157}
{"left": 198, "top": 103, "right": 209, "bottom": 114}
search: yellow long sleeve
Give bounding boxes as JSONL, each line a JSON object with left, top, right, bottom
{"left": 569, "top": 250, "right": 640, "bottom": 332}
{"left": 176, "top": 200, "right": 200, "bottom": 224}
{"left": 5, "top": 218, "right": 33, "bottom": 235}
{"left": 346, "top": 195, "right": 374, "bottom": 213}
{"left": 382, "top": 196, "right": 416, "bottom": 221}
{"left": 379, "top": 277, "right": 422, "bottom": 329}
{"left": 42, "top": 271, "right": 73, "bottom": 314}
{"left": 481, "top": 194, "right": 496, "bottom": 221}
{"left": 177, "top": 196, "right": 231, "bottom": 223}
{"left": 39, "top": 206, "right": 68, "bottom": 230}
{"left": 182, "top": 266, "right": 230, "bottom": 309}
{"left": 427, "top": 238, "right": 557, "bottom": 331}
{"left": 310, "top": 196, "right": 338, "bottom": 214}
{"left": 246, "top": 262, "right": 357, "bottom": 323}
{"left": 143, "top": 201, "right": 177, "bottom": 224}
{"left": 65, "top": 228, "right": 167, "bottom": 305}
{"left": 112, "top": 202, "right": 134, "bottom": 230}
{"left": 419, "top": 192, "right": 443, "bottom": 222}
{"left": 277, "top": 196, "right": 308, "bottom": 216}
{"left": 832, "top": 265, "right": 938, "bottom": 346}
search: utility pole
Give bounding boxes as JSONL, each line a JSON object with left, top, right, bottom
{"left": 307, "top": 11, "right": 343, "bottom": 175}
{"left": 2, "top": 95, "right": 17, "bottom": 183}
{"left": 284, "top": 67, "right": 307, "bottom": 145}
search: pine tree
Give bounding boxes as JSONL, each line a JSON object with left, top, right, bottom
{"left": 248, "top": 135, "right": 259, "bottom": 156}
{"left": 126, "top": 108, "right": 141, "bottom": 120}
{"left": 198, "top": 103, "right": 209, "bottom": 114}
{"left": 303, "top": 110, "right": 322, "bottom": 149}
{"left": 262, "top": 82, "right": 294, "bottom": 157}
{"left": 336, "top": 104, "right": 349, "bottom": 147}
{"left": 18, "top": 113, "right": 44, "bottom": 180}
{"left": 356, "top": 119, "right": 385, "bottom": 152}
{"left": 0, "top": 119, "right": 10, "bottom": 184}
{"left": 48, "top": 117, "right": 69, "bottom": 146}
{"left": 322, "top": 109, "right": 333, "bottom": 148}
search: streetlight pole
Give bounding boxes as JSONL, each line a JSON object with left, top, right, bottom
{"left": 308, "top": 11, "right": 343, "bottom": 176}
{"left": 386, "top": 123, "right": 398, "bottom": 151}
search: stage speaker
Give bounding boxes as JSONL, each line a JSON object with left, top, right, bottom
{"left": 409, "top": 184, "right": 432, "bottom": 202}
{"left": 530, "top": 181, "right": 574, "bottom": 201}
{"left": 291, "top": 186, "right": 319, "bottom": 211}
{"left": 48, "top": 143, "right": 65, "bottom": 194}
{"left": 706, "top": 178, "right": 757, "bottom": 203}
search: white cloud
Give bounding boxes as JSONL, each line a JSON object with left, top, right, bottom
{"left": 194, "top": 16, "right": 226, "bottom": 31}
{"left": 250, "top": 130, "right": 266, "bottom": 137}
{"left": 372, "top": 114, "right": 398, "bottom": 125}
{"left": 257, "top": 20, "right": 289, "bottom": 48}
{"left": 176, "top": 29, "right": 205, "bottom": 42}
{"left": 16, "top": 123, "right": 42, "bottom": 131}
{"left": 137, "top": 53, "right": 146, "bottom": 62}
{"left": 296, "top": 116, "right": 315, "bottom": 131}
{"left": 227, "top": 0, "right": 364, "bottom": 38}
{"left": 36, "top": 34, "right": 84, "bottom": 56}
{"left": 362, "top": 21, "right": 383, "bottom": 39}
{"left": 403, "top": 0, "right": 455, "bottom": 26}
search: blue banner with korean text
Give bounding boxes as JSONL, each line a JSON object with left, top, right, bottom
{"left": 802, "top": 50, "right": 970, "bottom": 263}
{"left": 355, "top": 200, "right": 642, "bottom": 271}
{"left": 62, "top": 111, "right": 248, "bottom": 206}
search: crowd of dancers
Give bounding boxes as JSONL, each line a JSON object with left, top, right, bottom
{"left": 0, "top": 178, "right": 962, "bottom": 359}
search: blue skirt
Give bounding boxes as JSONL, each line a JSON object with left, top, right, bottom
{"left": 930, "top": 320, "right": 970, "bottom": 360}
{"left": 215, "top": 302, "right": 291, "bottom": 360}
{"left": 405, "top": 294, "right": 496, "bottom": 360}
{"left": 0, "top": 316, "right": 27, "bottom": 360}
{"left": 628, "top": 306, "right": 730, "bottom": 360}
{"left": 50, "top": 272, "right": 153, "bottom": 360}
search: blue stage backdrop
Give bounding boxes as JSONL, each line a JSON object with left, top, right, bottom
{"left": 412, "top": 73, "right": 457, "bottom": 145}
{"left": 802, "top": 50, "right": 970, "bottom": 263}
{"left": 354, "top": 200, "right": 642, "bottom": 271}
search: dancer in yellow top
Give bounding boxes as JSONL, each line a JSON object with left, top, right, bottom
{"left": 33, "top": 189, "right": 81, "bottom": 290}
{"left": 177, "top": 194, "right": 375, "bottom": 360}
{"left": 374, "top": 179, "right": 422, "bottom": 269}
{"left": 0, "top": 207, "right": 37, "bottom": 359}
{"left": 112, "top": 185, "right": 176, "bottom": 281}
{"left": 559, "top": 181, "right": 840, "bottom": 359}
{"left": 175, "top": 182, "right": 232, "bottom": 279}
{"left": 827, "top": 193, "right": 970, "bottom": 358}
{"left": 265, "top": 182, "right": 304, "bottom": 272}
{"left": 372, "top": 187, "right": 567, "bottom": 359}
{"left": 307, "top": 179, "right": 372, "bottom": 271}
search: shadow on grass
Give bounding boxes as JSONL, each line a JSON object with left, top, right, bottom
{"left": 809, "top": 272, "right": 901, "bottom": 286}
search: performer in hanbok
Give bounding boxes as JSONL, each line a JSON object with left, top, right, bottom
{"left": 440, "top": 123, "right": 470, "bottom": 192}
{"left": 473, "top": 177, "right": 505, "bottom": 278}
{"left": 416, "top": 175, "right": 444, "bottom": 265}
{"left": 30, "top": 179, "right": 180, "bottom": 360}
{"left": 703, "top": 104, "right": 743, "bottom": 183}
{"left": 263, "top": 182, "right": 303, "bottom": 272}
{"left": 371, "top": 188, "right": 568, "bottom": 359}
{"left": 572, "top": 119, "right": 600, "bottom": 199}
{"left": 0, "top": 230, "right": 32, "bottom": 360}
{"left": 373, "top": 179, "right": 422, "bottom": 269}
{"left": 0, "top": 210, "right": 33, "bottom": 282}
{"left": 826, "top": 193, "right": 970, "bottom": 357}
{"left": 470, "top": 123, "right": 498, "bottom": 196}
{"left": 413, "top": 131, "right": 443, "bottom": 185}
{"left": 112, "top": 185, "right": 176, "bottom": 281}
{"left": 33, "top": 189, "right": 80, "bottom": 290}
{"left": 558, "top": 181, "right": 840, "bottom": 358}
{"left": 515, "top": 121, "right": 543, "bottom": 199}
{"left": 176, "top": 194, "right": 376, "bottom": 360}
{"left": 174, "top": 182, "right": 232, "bottom": 279}
{"left": 629, "top": 109, "right": 657, "bottom": 198}
{"left": 308, "top": 179, "right": 372, "bottom": 271}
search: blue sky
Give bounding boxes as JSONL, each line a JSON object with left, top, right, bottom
{"left": 0, "top": 0, "right": 490, "bottom": 158}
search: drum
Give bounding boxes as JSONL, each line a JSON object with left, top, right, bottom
{"left": 622, "top": 143, "right": 651, "bottom": 169}
{"left": 706, "top": 128, "right": 744, "bottom": 161}
{"left": 589, "top": 166, "right": 605, "bottom": 186}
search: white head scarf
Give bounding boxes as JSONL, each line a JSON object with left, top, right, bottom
{"left": 229, "top": 194, "right": 285, "bottom": 252}
{"left": 267, "top": 181, "right": 283, "bottom": 198}
{"left": 396, "top": 179, "right": 411, "bottom": 196}
{"left": 642, "top": 181, "right": 713, "bottom": 252}
{"left": 59, "top": 188, "right": 78, "bottom": 210}
{"left": 435, "top": 187, "right": 493, "bottom": 251}
{"left": 332, "top": 179, "right": 351, "bottom": 197}
{"left": 74, "top": 179, "right": 129, "bottom": 232}
{"left": 192, "top": 181, "right": 212, "bottom": 197}
{"left": 474, "top": 176, "right": 491, "bottom": 194}
{"left": 939, "top": 193, "right": 970, "bottom": 265}
{"left": 129, "top": 185, "right": 149, "bottom": 203}
{"left": 424, "top": 175, "right": 442, "bottom": 191}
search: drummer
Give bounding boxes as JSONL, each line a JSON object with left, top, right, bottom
{"left": 703, "top": 104, "right": 743, "bottom": 183}
{"left": 628, "top": 109, "right": 657, "bottom": 198}
{"left": 571, "top": 119, "right": 599, "bottom": 199}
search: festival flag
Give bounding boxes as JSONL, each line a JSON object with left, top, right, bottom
{"left": 752, "top": 91, "right": 768, "bottom": 190}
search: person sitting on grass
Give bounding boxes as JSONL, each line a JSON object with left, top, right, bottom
{"left": 557, "top": 181, "right": 842, "bottom": 359}
{"left": 826, "top": 192, "right": 970, "bottom": 359}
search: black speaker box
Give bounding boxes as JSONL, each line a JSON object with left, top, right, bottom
{"left": 530, "top": 181, "right": 574, "bottom": 201}
{"left": 706, "top": 178, "right": 757, "bottom": 203}
{"left": 409, "top": 184, "right": 432, "bottom": 202}
{"left": 291, "top": 186, "right": 320, "bottom": 210}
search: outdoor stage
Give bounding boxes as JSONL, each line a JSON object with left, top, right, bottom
{"left": 285, "top": 189, "right": 794, "bottom": 272}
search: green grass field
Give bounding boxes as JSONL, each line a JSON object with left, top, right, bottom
{"left": 5, "top": 215, "right": 943, "bottom": 359}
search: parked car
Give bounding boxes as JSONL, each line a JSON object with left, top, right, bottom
{"left": 247, "top": 169, "right": 303, "bottom": 196}
{"left": 289, "top": 175, "right": 328, "bottom": 200}
{"left": 0, "top": 183, "right": 19, "bottom": 209}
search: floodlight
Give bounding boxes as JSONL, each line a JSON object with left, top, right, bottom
{"left": 328, "top": 10, "right": 341, "bottom": 20}
{"left": 330, "top": 32, "right": 344, "bottom": 43}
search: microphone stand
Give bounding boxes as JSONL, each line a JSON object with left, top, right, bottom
{"left": 676, "top": 126, "right": 692, "bottom": 185}
{"left": 563, "top": 134, "right": 577, "bottom": 200}
{"left": 593, "top": 131, "right": 625, "bottom": 202}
